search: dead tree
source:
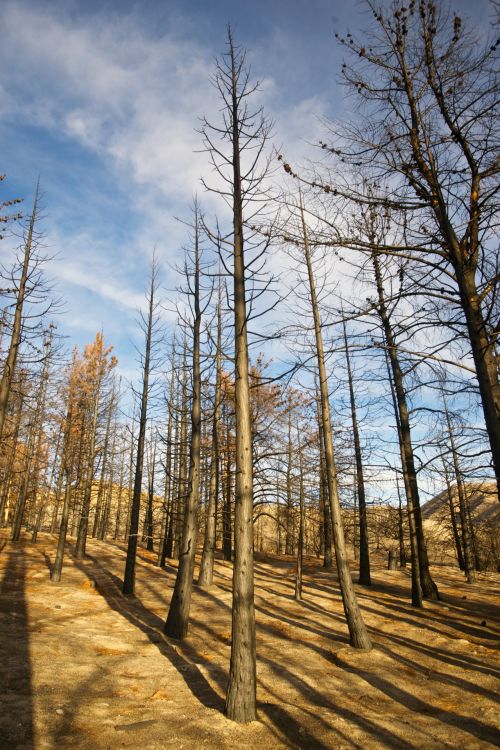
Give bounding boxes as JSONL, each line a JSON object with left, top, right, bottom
{"left": 198, "top": 283, "right": 223, "bottom": 586}
{"left": 342, "top": 317, "right": 371, "bottom": 586}
{"left": 298, "top": 194, "right": 371, "bottom": 649}
{"left": 164, "top": 206, "right": 205, "bottom": 639}
{"left": 123, "top": 257, "right": 159, "bottom": 596}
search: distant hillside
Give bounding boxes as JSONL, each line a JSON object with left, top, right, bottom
{"left": 422, "top": 481, "right": 499, "bottom": 524}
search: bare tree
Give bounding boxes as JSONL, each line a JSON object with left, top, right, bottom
{"left": 200, "top": 26, "right": 275, "bottom": 721}
{"left": 123, "top": 257, "right": 160, "bottom": 596}
{"left": 315, "top": 0, "right": 500, "bottom": 494}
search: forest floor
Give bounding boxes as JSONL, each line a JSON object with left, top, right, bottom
{"left": 0, "top": 534, "right": 499, "bottom": 750}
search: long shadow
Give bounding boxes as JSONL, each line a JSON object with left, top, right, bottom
{"left": 257, "top": 652, "right": 414, "bottom": 749}
{"left": 351, "top": 665, "right": 500, "bottom": 745}
{"left": 359, "top": 599, "right": 500, "bottom": 656}
{"left": 0, "top": 545, "right": 34, "bottom": 749}
{"left": 73, "top": 554, "right": 225, "bottom": 713}
{"left": 359, "top": 589, "right": 500, "bottom": 643}
{"left": 375, "top": 637, "right": 500, "bottom": 704}
{"left": 378, "top": 627, "right": 500, "bottom": 682}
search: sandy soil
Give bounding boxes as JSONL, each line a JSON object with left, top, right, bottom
{"left": 0, "top": 533, "right": 499, "bottom": 750}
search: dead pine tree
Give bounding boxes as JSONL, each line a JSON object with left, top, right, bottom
{"left": 0, "top": 182, "right": 39, "bottom": 444}
{"left": 199, "top": 27, "right": 277, "bottom": 721}
{"left": 294, "top": 423, "right": 306, "bottom": 602}
{"left": 329, "top": 2, "right": 500, "bottom": 494}
{"left": 198, "top": 281, "right": 223, "bottom": 587}
{"left": 143, "top": 427, "right": 157, "bottom": 553}
{"left": 157, "top": 353, "right": 176, "bottom": 567}
{"left": 296, "top": 194, "right": 371, "bottom": 649}
{"left": 373, "top": 251, "right": 438, "bottom": 604}
{"left": 341, "top": 316, "right": 371, "bottom": 586}
{"left": 123, "top": 257, "right": 160, "bottom": 596}
{"left": 164, "top": 205, "right": 207, "bottom": 639}
{"left": 442, "top": 398, "right": 476, "bottom": 583}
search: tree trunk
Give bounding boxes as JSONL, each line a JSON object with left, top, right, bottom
{"left": 198, "top": 285, "right": 222, "bottom": 587}
{"left": 223, "top": 419, "right": 233, "bottom": 562}
{"left": 224, "top": 31, "right": 257, "bottom": 722}
{"left": 165, "top": 212, "right": 202, "bottom": 639}
{"left": 456, "top": 266, "right": 500, "bottom": 499}
{"left": 300, "top": 195, "right": 371, "bottom": 649}
{"left": 342, "top": 318, "right": 371, "bottom": 586}
{"left": 294, "top": 426, "right": 306, "bottom": 602}
{"left": 444, "top": 404, "right": 475, "bottom": 583}
{"left": 373, "top": 252, "right": 438, "bottom": 603}
{"left": 158, "top": 361, "right": 175, "bottom": 567}
{"left": 442, "top": 458, "right": 465, "bottom": 571}
{"left": 123, "top": 261, "right": 156, "bottom": 595}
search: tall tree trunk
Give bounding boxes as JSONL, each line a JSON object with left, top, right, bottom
{"left": 373, "top": 253, "right": 438, "bottom": 603}
{"left": 223, "top": 415, "right": 233, "bottom": 562}
{"left": 198, "top": 285, "right": 222, "bottom": 587}
{"left": 444, "top": 403, "right": 475, "bottom": 583}
{"left": 0, "top": 381, "right": 26, "bottom": 526}
{"left": 456, "top": 266, "right": 500, "bottom": 499}
{"left": 158, "top": 360, "right": 175, "bottom": 567}
{"left": 442, "top": 458, "right": 465, "bottom": 571}
{"left": 342, "top": 317, "right": 371, "bottom": 585}
{"left": 294, "top": 426, "right": 306, "bottom": 602}
{"left": 113, "top": 429, "right": 127, "bottom": 540}
{"left": 300, "top": 195, "right": 371, "bottom": 649}
{"left": 174, "top": 340, "right": 189, "bottom": 559}
{"left": 93, "top": 388, "right": 114, "bottom": 537}
{"left": 51, "top": 400, "right": 75, "bottom": 583}
{"left": 224, "top": 31, "right": 257, "bottom": 722}
{"left": 285, "top": 406, "right": 294, "bottom": 555}
{"left": 165, "top": 214, "right": 202, "bottom": 639}
{"left": 11, "top": 351, "right": 50, "bottom": 542}
{"left": 316, "top": 389, "right": 333, "bottom": 568}
{"left": 123, "top": 261, "right": 156, "bottom": 595}
{"left": 396, "top": 474, "right": 407, "bottom": 568}
{"left": 144, "top": 433, "right": 156, "bottom": 552}
{"left": 165, "top": 377, "right": 182, "bottom": 560}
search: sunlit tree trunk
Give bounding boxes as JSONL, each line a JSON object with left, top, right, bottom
{"left": 300, "top": 196, "right": 371, "bottom": 649}
{"left": 123, "top": 260, "right": 157, "bottom": 596}
{"left": 374, "top": 253, "right": 438, "bottom": 604}
{"left": 342, "top": 318, "right": 371, "bottom": 586}
{"left": 198, "top": 285, "right": 222, "bottom": 587}
{"left": 165, "top": 214, "right": 202, "bottom": 639}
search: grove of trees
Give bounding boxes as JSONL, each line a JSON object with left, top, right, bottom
{"left": 1, "top": 1, "right": 498, "bottom": 727}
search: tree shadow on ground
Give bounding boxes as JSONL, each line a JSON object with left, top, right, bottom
{"left": 0, "top": 544, "right": 34, "bottom": 749}
{"left": 334, "top": 654, "right": 500, "bottom": 746}
{"left": 73, "top": 554, "right": 225, "bottom": 712}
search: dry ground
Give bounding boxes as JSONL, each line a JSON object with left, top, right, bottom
{"left": 0, "top": 534, "right": 499, "bottom": 750}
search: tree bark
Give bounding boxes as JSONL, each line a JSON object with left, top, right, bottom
{"left": 123, "top": 261, "right": 156, "bottom": 595}
{"left": 224, "top": 30, "right": 257, "bottom": 722}
{"left": 373, "top": 252, "right": 438, "bottom": 603}
{"left": 198, "top": 285, "right": 222, "bottom": 587}
{"left": 300, "top": 195, "right": 371, "bottom": 649}
{"left": 164, "top": 211, "right": 202, "bottom": 640}
{"left": 342, "top": 318, "right": 371, "bottom": 586}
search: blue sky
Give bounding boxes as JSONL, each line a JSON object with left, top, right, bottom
{"left": 0, "top": 0, "right": 492, "bottom": 388}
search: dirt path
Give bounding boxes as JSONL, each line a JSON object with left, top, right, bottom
{"left": 1, "top": 534, "right": 499, "bottom": 749}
